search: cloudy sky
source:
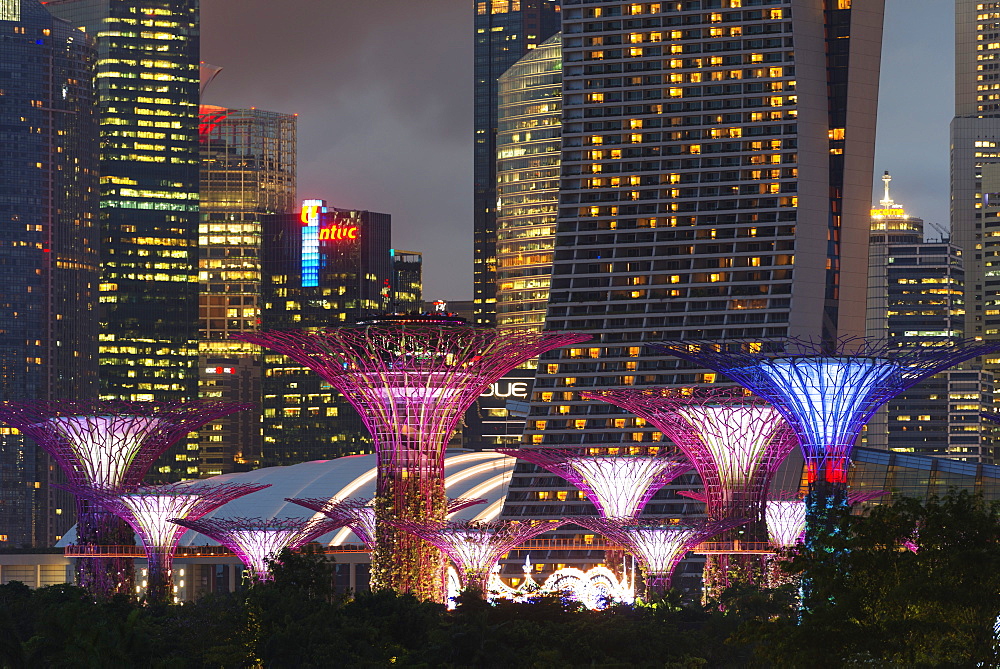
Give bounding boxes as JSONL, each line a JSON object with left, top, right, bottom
{"left": 202, "top": 0, "right": 953, "bottom": 300}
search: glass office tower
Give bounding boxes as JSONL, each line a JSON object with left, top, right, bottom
{"left": 474, "top": 0, "right": 560, "bottom": 326}
{"left": 198, "top": 106, "right": 296, "bottom": 476}
{"left": 496, "top": 33, "right": 562, "bottom": 336}
{"left": 0, "top": 0, "right": 99, "bottom": 546}
{"left": 501, "top": 0, "right": 885, "bottom": 577}
{"left": 46, "top": 2, "right": 200, "bottom": 394}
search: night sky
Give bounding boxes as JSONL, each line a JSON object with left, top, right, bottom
{"left": 201, "top": 0, "right": 953, "bottom": 300}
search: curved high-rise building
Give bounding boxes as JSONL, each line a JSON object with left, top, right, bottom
{"left": 496, "top": 33, "right": 562, "bottom": 336}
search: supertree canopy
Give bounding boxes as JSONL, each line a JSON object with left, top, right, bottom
{"left": 388, "top": 519, "right": 564, "bottom": 598}
{"left": 651, "top": 338, "right": 1000, "bottom": 543}
{"left": 235, "top": 319, "right": 589, "bottom": 601}
{"left": 575, "top": 516, "right": 742, "bottom": 597}
{"left": 172, "top": 516, "right": 352, "bottom": 582}
{"left": 0, "top": 400, "right": 251, "bottom": 599}
{"left": 63, "top": 481, "right": 268, "bottom": 604}
{"left": 498, "top": 448, "right": 691, "bottom": 519}
{"left": 581, "top": 388, "right": 795, "bottom": 531}
{"left": 765, "top": 498, "right": 807, "bottom": 549}
{"left": 285, "top": 496, "right": 486, "bottom": 550}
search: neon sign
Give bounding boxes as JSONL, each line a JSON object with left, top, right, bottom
{"left": 870, "top": 208, "right": 905, "bottom": 217}
{"left": 319, "top": 225, "right": 359, "bottom": 241}
{"left": 300, "top": 199, "right": 324, "bottom": 288}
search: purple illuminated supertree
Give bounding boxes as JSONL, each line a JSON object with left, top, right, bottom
{"left": 388, "top": 519, "right": 564, "bottom": 598}
{"left": 235, "top": 319, "right": 589, "bottom": 601}
{"left": 0, "top": 400, "right": 251, "bottom": 598}
{"left": 285, "top": 496, "right": 486, "bottom": 550}
{"left": 575, "top": 517, "right": 743, "bottom": 598}
{"left": 172, "top": 516, "right": 352, "bottom": 582}
{"left": 62, "top": 482, "right": 268, "bottom": 604}
{"left": 651, "top": 338, "right": 1000, "bottom": 546}
{"left": 498, "top": 448, "right": 692, "bottom": 520}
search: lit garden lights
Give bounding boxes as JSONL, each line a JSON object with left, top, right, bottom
{"left": 651, "top": 338, "right": 1000, "bottom": 544}
{"left": 498, "top": 447, "right": 692, "bottom": 520}
{"left": 0, "top": 400, "right": 251, "bottom": 599}
{"left": 63, "top": 482, "right": 268, "bottom": 604}
{"left": 285, "top": 496, "right": 486, "bottom": 550}
{"left": 236, "top": 318, "right": 589, "bottom": 602}
{"left": 388, "top": 519, "right": 564, "bottom": 599}
{"left": 172, "top": 516, "right": 353, "bottom": 582}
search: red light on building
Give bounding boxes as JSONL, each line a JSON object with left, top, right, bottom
{"left": 319, "top": 224, "right": 359, "bottom": 241}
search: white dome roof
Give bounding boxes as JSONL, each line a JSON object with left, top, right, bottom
{"left": 57, "top": 449, "right": 516, "bottom": 548}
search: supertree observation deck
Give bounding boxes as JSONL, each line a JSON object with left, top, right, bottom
{"left": 498, "top": 448, "right": 692, "bottom": 519}
{"left": 651, "top": 338, "right": 1000, "bottom": 544}
{"left": 0, "top": 400, "right": 251, "bottom": 598}
{"left": 235, "top": 319, "right": 589, "bottom": 602}
{"left": 63, "top": 482, "right": 268, "bottom": 604}
{"left": 172, "top": 516, "right": 352, "bottom": 582}
{"left": 580, "top": 388, "right": 795, "bottom": 534}
{"left": 388, "top": 519, "right": 564, "bottom": 598}
{"left": 285, "top": 496, "right": 485, "bottom": 550}
{"left": 575, "top": 517, "right": 743, "bottom": 598}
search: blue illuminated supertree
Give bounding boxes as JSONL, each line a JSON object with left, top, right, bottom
{"left": 651, "top": 338, "right": 1000, "bottom": 547}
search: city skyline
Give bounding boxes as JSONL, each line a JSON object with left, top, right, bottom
{"left": 199, "top": 0, "right": 952, "bottom": 301}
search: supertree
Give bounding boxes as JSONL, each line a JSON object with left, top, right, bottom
{"left": 285, "top": 496, "right": 486, "bottom": 550}
{"left": 575, "top": 517, "right": 743, "bottom": 598}
{"left": 388, "top": 519, "right": 565, "bottom": 598}
{"left": 172, "top": 516, "right": 353, "bottom": 582}
{"left": 766, "top": 497, "right": 807, "bottom": 550}
{"left": 0, "top": 400, "right": 251, "bottom": 598}
{"left": 497, "top": 448, "right": 692, "bottom": 520}
{"left": 651, "top": 338, "right": 1000, "bottom": 545}
{"left": 62, "top": 481, "right": 268, "bottom": 604}
{"left": 235, "top": 319, "right": 589, "bottom": 601}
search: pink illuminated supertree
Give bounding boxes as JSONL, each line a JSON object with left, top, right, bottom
{"left": 498, "top": 448, "right": 692, "bottom": 520}
{"left": 285, "top": 496, "right": 486, "bottom": 550}
{"left": 235, "top": 318, "right": 589, "bottom": 601}
{"left": 0, "top": 400, "right": 251, "bottom": 599}
{"left": 62, "top": 482, "right": 268, "bottom": 604}
{"left": 172, "top": 516, "right": 352, "bottom": 582}
{"left": 388, "top": 519, "right": 564, "bottom": 598}
{"left": 575, "top": 517, "right": 743, "bottom": 598}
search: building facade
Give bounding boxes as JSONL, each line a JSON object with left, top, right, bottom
{"left": 474, "top": 0, "right": 561, "bottom": 326}
{"left": 260, "top": 201, "right": 392, "bottom": 465}
{"left": 501, "top": 0, "right": 885, "bottom": 576}
{"left": 46, "top": 1, "right": 201, "bottom": 427}
{"left": 496, "top": 32, "right": 562, "bottom": 336}
{"left": 391, "top": 249, "right": 423, "bottom": 314}
{"left": 0, "top": 0, "right": 99, "bottom": 546}
{"left": 197, "top": 106, "right": 297, "bottom": 476}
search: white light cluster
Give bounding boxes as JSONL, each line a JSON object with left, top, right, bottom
{"left": 619, "top": 525, "right": 703, "bottom": 576}
{"left": 120, "top": 494, "right": 204, "bottom": 548}
{"left": 753, "top": 357, "right": 899, "bottom": 450}
{"left": 674, "top": 405, "right": 784, "bottom": 489}
{"left": 564, "top": 456, "right": 686, "bottom": 519}
{"left": 46, "top": 415, "right": 163, "bottom": 488}
{"left": 765, "top": 499, "right": 806, "bottom": 548}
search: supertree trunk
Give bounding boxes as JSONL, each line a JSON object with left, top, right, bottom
{"left": 701, "top": 554, "right": 770, "bottom": 602}
{"left": 372, "top": 468, "right": 447, "bottom": 601}
{"left": 144, "top": 546, "right": 174, "bottom": 605}
{"left": 74, "top": 498, "right": 135, "bottom": 599}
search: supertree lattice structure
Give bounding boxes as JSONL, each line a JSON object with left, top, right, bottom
{"left": 236, "top": 320, "right": 589, "bottom": 601}
{"left": 651, "top": 338, "right": 1000, "bottom": 544}
{"left": 575, "top": 516, "right": 743, "bottom": 598}
{"left": 172, "top": 516, "right": 352, "bottom": 582}
{"left": 388, "top": 519, "right": 564, "bottom": 598}
{"left": 498, "top": 448, "right": 692, "bottom": 520}
{"left": 63, "top": 481, "right": 268, "bottom": 604}
{"left": 0, "top": 400, "right": 251, "bottom": 599}
{"left": 285, "top": 496, "right": 486, "bottom": 550}
{"left": 765, "top": 498, "right": 807, "bottom": 549}
{"left": 581, "top": 388, "right": 795, "bottom": 531}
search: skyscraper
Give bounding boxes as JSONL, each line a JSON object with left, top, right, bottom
{"left": 474, "top": 0, "right": 560, "bottom": 327}
{"left": 0, "top": 0, "right": 99, "bottom": 546}
{"left": 496, "top": 32, "right": 562, "bottom": 336}
{"left": 260, "top": 200, "right": 392, "bottom": 465}
{"left": 391, "top": 249, "right": 423, "bottom": 314}
{"left": 197, "top": 106, "right": 297, "bottom": 476}
{"left": 501, "top": 0, "right": 885, "bottom": 574}
{"left": 46, "top": 0, "right": 201, "bottom": 419}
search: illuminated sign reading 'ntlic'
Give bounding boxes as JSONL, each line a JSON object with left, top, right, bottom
{"left": 299, "top": 199, "right": 360, "bottom": 287}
